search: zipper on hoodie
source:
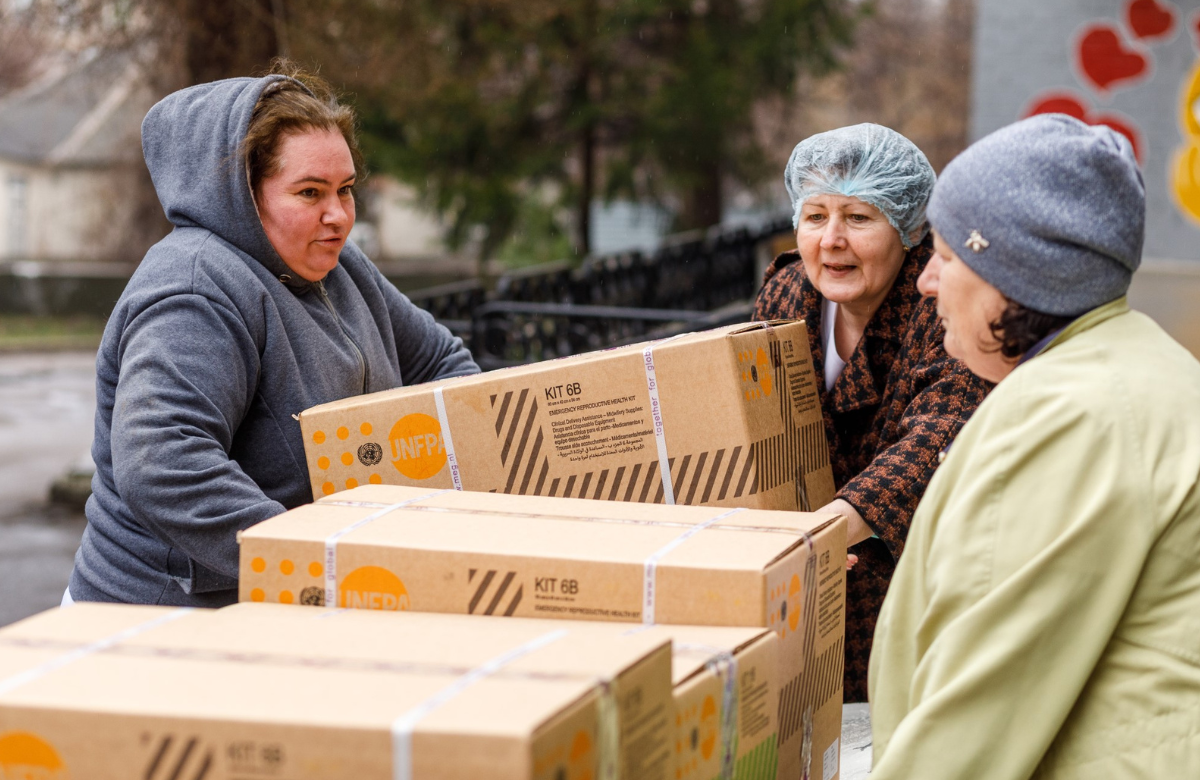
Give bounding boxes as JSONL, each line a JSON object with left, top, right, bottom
{"left": 314, "top": 279, "right": 368, "bottom": 394}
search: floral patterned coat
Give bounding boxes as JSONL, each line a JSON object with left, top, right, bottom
{"left": 753, "top": 235, "right": 992, "bottom": 702}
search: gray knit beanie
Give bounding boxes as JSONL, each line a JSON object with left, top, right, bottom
{"left": 926, "top": 114, "right": 1145, "bottom": 316}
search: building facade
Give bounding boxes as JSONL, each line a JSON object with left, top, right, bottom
{"left": 973, "top": 0, "right": 1200, "bottom": 261}
{"left": 0, "top": 49, "right": 161, "bottom": 268}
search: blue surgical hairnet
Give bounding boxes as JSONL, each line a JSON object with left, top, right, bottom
{"left": 785, "top": 123, "right": 936, "bottom": 249}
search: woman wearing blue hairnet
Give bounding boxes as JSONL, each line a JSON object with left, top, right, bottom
{"left": 754, "top": 124, "right": 991, "bottom": 702}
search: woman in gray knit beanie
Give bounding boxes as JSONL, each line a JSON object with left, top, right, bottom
{"left": 868, "top": 113, "right": 1200, "bottom": 779}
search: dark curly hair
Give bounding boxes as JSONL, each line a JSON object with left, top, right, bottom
{"left": 989, "top": 299, "right": 1075, "bottom": 359}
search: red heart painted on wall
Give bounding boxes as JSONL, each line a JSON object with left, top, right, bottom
{"left": 1126, "top": 0, "right": 1175, "bottom": 40}
{"left": 1077, "top": 23, "right": 1150, "bottom": 92}
{"left": 1027, "top": 95, "right": 1090, "bottom": 121}
{"left": 1025, "top": 92, "right": 1144, "bottom": 163}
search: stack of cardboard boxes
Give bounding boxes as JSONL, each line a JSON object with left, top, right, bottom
{"left": 0, "top": 322, "right": 848, "bottom": 780}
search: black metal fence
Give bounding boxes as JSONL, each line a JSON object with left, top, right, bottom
{"left": 409, "top": 217, "right": 790, "bottom": 369}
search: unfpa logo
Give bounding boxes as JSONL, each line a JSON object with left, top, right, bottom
{"left": 0, "top": 732, "right": 67, "bottom": 779}
{"left": 388, "top": 413, "right": 447, "bottom": 480}
{"left": 341, "top": 566, "right": 412, "bottom": 611}
{"left": 738, "top": 347, "right": 774, "bottom": 401}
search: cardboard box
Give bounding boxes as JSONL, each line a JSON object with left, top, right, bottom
{"left": 0, "top": 603, "right": 674, "bottom": 780}
{"left": 299, "top": 321, "right": 834, "bottom": 512}
{"left": 631, "top": 625, "right": 782, "bottom": 780}
{"left": 238, "top": 485, "right": 847, "bottom": 780}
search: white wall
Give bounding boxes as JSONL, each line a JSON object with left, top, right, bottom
{"left": 0, "top": 158, "right": 146, "bottom": 263}
{"left": 368, "top": 176, "right": 447, "bottom": 260}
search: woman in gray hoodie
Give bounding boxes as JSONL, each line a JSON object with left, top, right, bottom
{"left": 67, "top": 64, "right": 479, "bottom": 607}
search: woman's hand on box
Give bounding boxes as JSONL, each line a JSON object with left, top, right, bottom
{"left": 816, "top": 497, "right": 872, "bottom": 571}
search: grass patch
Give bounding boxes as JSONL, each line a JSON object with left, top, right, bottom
{"left": 0, "top": 314, "right": 107, "bottom": 351}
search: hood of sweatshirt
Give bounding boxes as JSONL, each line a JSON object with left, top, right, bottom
{"left": 141, "top": 75, "right": 308, "bottom": 288}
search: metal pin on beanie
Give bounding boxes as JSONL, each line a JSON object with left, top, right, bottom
{"left": 965, "top": 230, "right": 990, "bottom": 253}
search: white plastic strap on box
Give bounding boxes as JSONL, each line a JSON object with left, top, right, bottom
{"left": 324, "top": 489, "right": 451, "bottom": 609}
{"left": 0, "top": 608, "right": 192, "bottom": 697}
{"left": 797, "top": 530, "right": 820, "bottom": 780}
{"left": 391, "top": 628, "right": 570, "bottom": 780}
{"left": 595, "top": 678, "right": 620, "bottom": 780}
{"left": 677, "top": 643, "right": 740, "bottom": 780}
{"left": 641, "top": 334, "right": 687, "bottom": 505}
{"left": 432, "top": 387, "right": 463, "bottom": 491}
{"left": 712, "top": 650, "right": 740, "bottom": 780}
{"left": 641, "top": 507, "right": 745, "bottom": 624}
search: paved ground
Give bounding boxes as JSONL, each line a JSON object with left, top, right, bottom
{"left": 840, "top": 703, "right": 873, "bottom": 779}
{"left": 0, "top": 351, "right": 95, "bottom": 628}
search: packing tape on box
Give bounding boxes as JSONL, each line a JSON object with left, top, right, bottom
{"left": 713, "top": 650, "right": 740, "bottom": 780}
{"left": 323, "top": 498, "right": 828, "bottom": 538}
{"left": 433, "top": 387, "right": 464, "bottom": 490}
{"left": 391, "top": 628, "right": 570, "bottom": 780}
{"left": 677, "top": 643, "right": 740, "bottom": 780}
{"left": 798, "top": 529, "right": 819, "bottom": 780}
{"left": 324, "top": 489, "right": 452, "bottom": 608}
{"left": 0, "top": 608, "right": 192, "bottom": 697}
{"left": 0, "top": 628, "right": 615, "bottom": 689}
{"left": 595, "top": 678, "right": 621, "bottom": 780}
{"left": 642, "top": 507, "right": 746, "bottom": 624}
{"left": 642, "top": 334, "right": 688, "bottom": 505}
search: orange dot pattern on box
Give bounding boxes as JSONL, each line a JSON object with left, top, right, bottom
{"left": 737, "top": 347, "right": 774, "bottom": 401}
{"left": 311, "top": 423, "right": 391, "bottom": 495}
{"left": 532, "top": 729, "right": 595, "bottom": 780}
{"left": 673, "top": 693, "right": 718, "bottom": 779}
{"left": 247, "top": 555, "right": 326, "bottom": 605}
{"left": 767, "top": 573, "right": 803, "bottom": 639}
{"left": 244, "top": 557, "right": 413, "bottom": 611}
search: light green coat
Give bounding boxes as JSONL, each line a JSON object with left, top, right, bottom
{"left": 868, "top": 298, "right": 1200, "bottom": 779}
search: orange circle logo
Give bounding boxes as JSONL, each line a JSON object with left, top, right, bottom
{"left": 388, "top": 414, "right": 447, "bottom": 480}
{"left": 0, "top": 732, "right": 66, "bottom": 778}
{"left": 340, "top": 566, "right": 411, "bottom": 611}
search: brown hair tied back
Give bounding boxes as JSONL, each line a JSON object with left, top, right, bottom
{"left": 989, "top": 300, "right": 1075, "bottom": 359}
{"left": 243, "top": 59, "right": 364, "bottom": 196}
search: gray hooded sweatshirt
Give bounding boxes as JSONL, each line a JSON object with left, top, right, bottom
{"left": 69, "top": 76, "right": 478, "bottom": 607}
